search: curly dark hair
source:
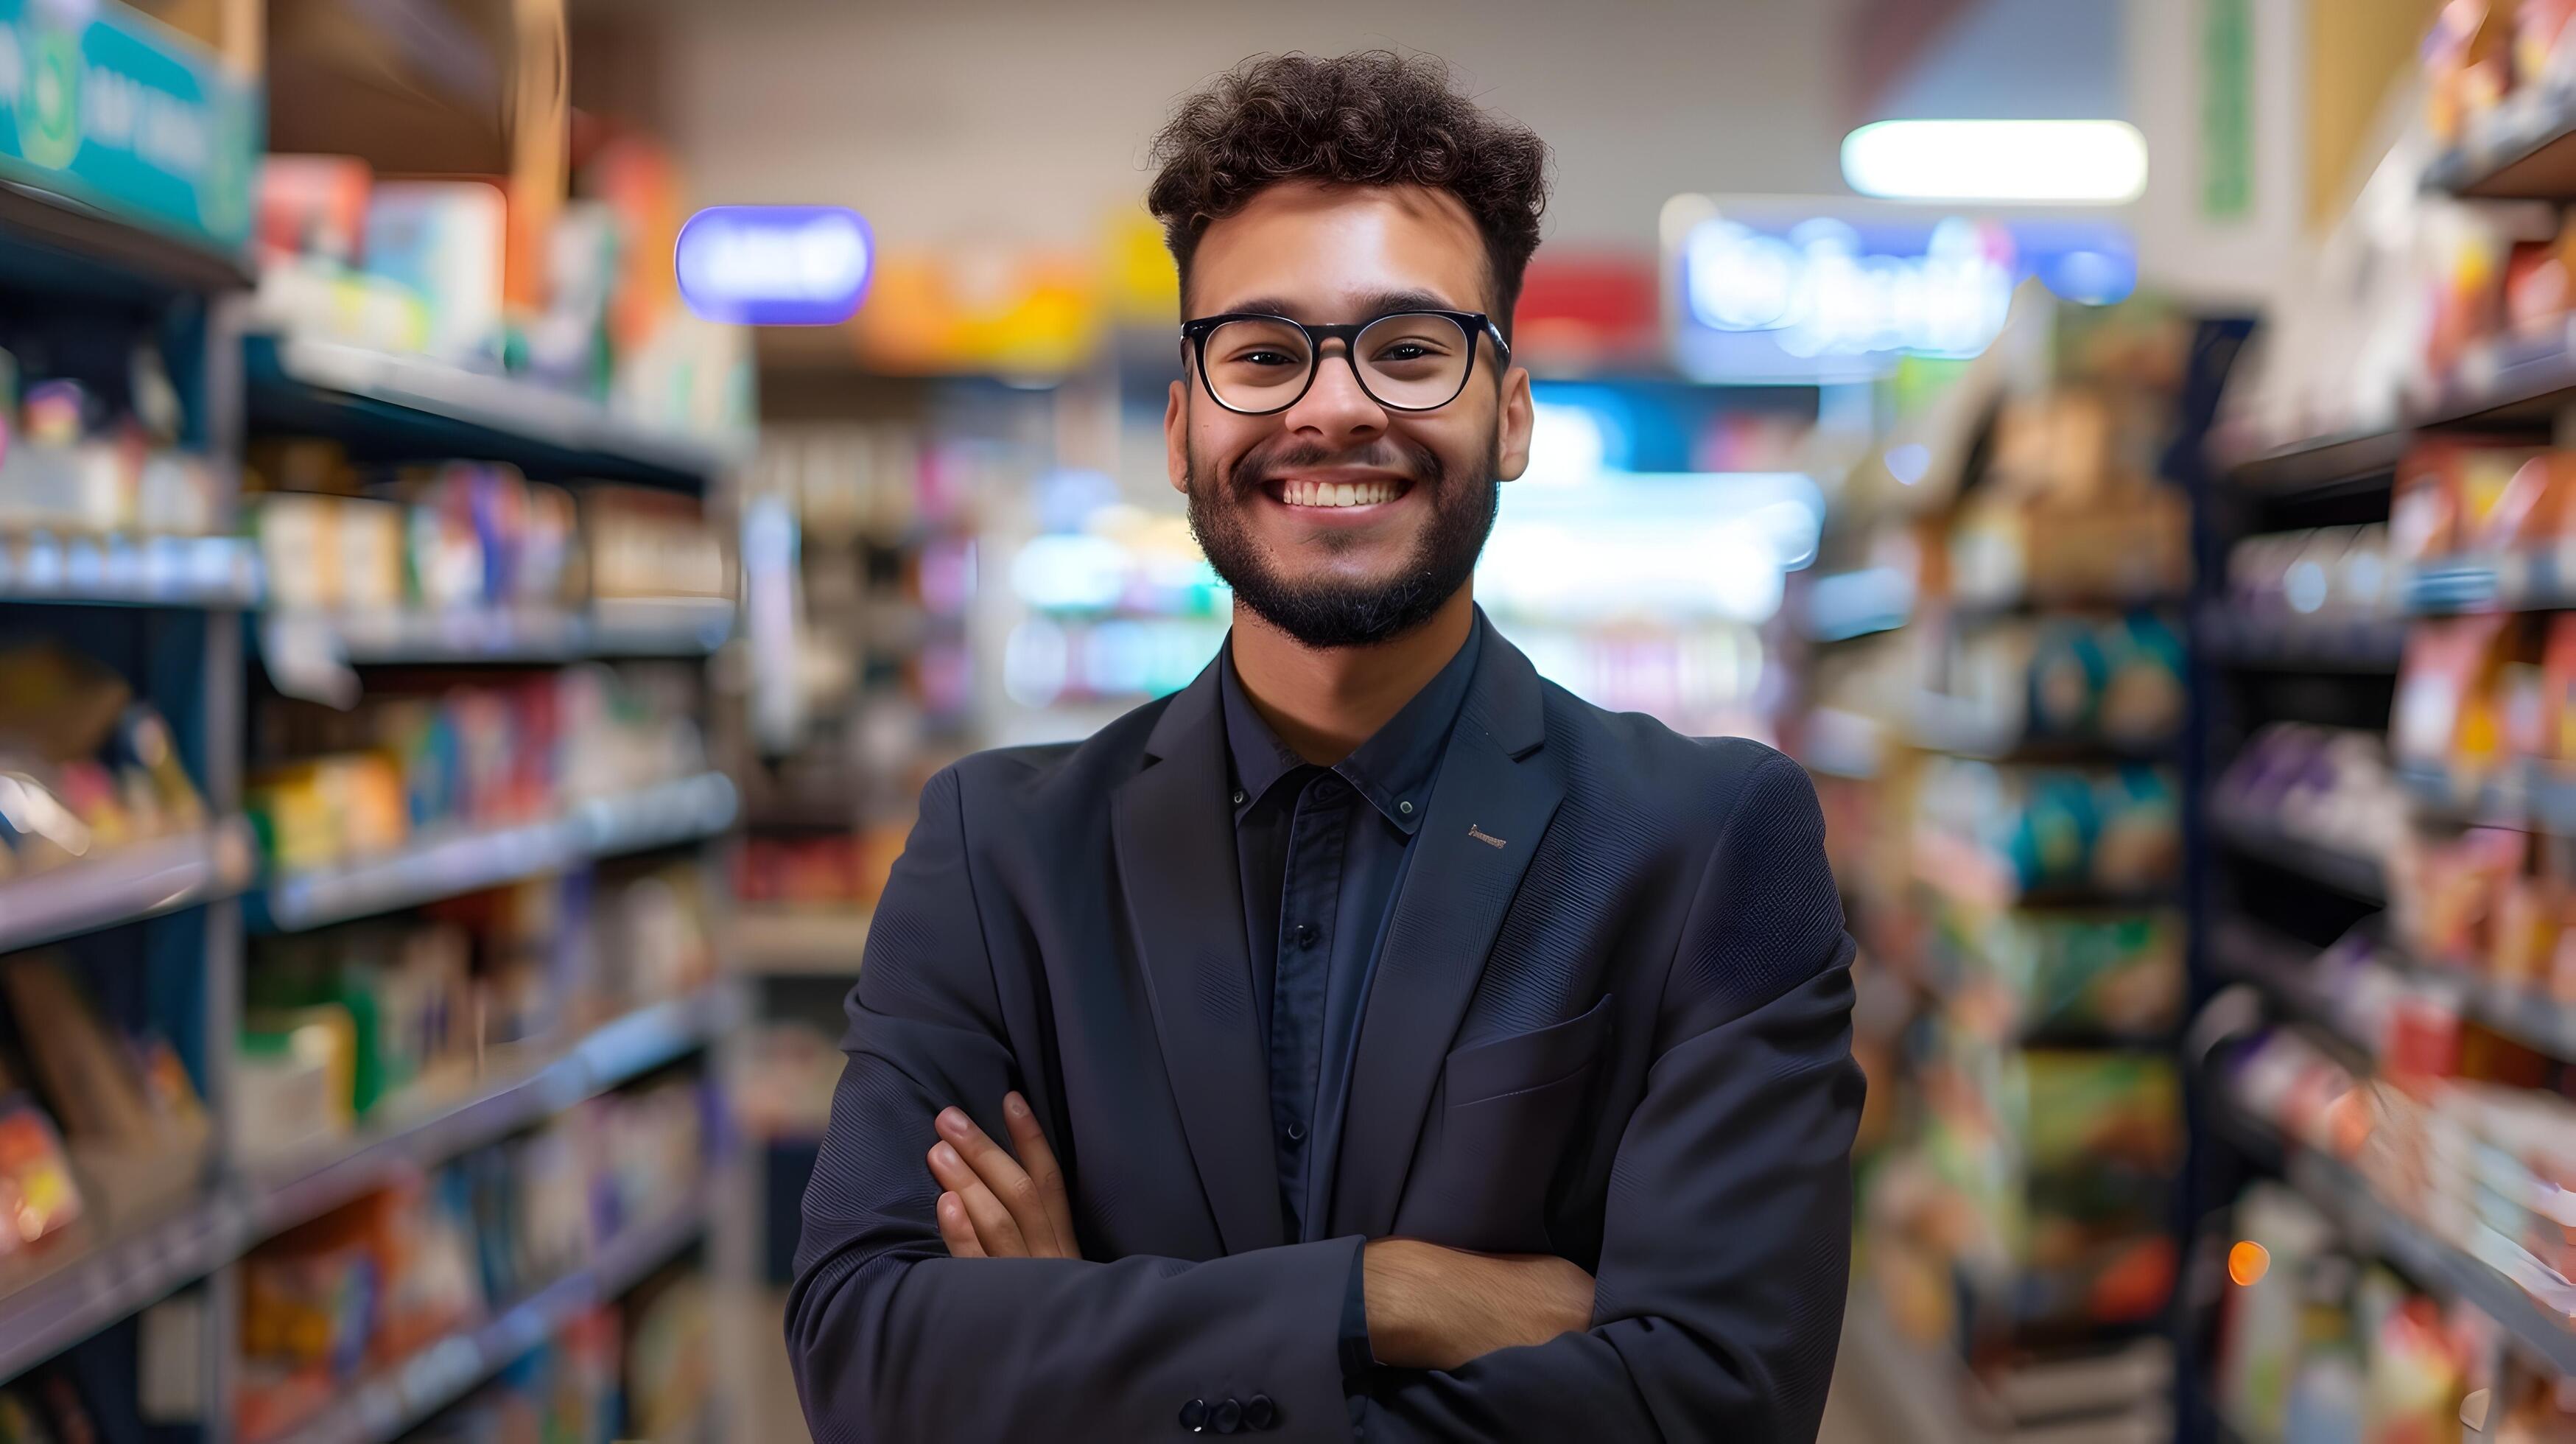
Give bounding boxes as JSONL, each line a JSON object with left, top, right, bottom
{"left": 1146, "top": 52, "right": 1551, "bottom": 335}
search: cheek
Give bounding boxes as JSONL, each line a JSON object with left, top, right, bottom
{"left": 1189, "top": 418, "right": 1269, "bottom": 485}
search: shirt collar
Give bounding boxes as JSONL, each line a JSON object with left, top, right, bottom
{"left": 1217, "top": 623, "right": 1481, "bottom": 836}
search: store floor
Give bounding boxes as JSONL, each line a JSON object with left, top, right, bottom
{"left": 726, "top": 1288, "right": 1885, "bottom": 1442}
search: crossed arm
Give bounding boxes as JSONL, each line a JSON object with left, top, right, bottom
{"left": 922, "top": 1090, "right": 1596, "bottom": 1371}
{"left": 787, "top": 755, "right": 1860, "bottom": 1443}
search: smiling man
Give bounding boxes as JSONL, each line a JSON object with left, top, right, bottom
{"left": 788, "top": 51, "right": 1862, "bottom": 1443}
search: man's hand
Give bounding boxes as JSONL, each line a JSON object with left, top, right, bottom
{"left": 926, "top": 1092, "right": 1080, "bottom": 1259}
{"left": 1362, "top": 1238, "right": 1595, "bottom": 1371}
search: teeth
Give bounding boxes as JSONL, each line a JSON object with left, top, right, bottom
{"left": 1282, "top": 480, "right": 1398, "bottom": 508}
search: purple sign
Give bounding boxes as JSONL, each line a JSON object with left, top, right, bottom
{"left": 675, "top": 206, "right": 874, "bottom": 326}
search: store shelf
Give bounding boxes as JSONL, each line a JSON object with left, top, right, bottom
{"left": 733, "top": 910, "right": 871, "bottom": 976}
{"left": 0, "top": 175, "right": 251, "bottom": 300}
{"left": 0, "top": 819, "right": 258, "bottom": 953}
{"left": 2217, "top": 426, "right": 2409, "bottom": 497}
{"left": 266, "top": 598, "right": 735, "bottom": 665}
{"left": 259, "top": 1193, "right": 710, "bottom": 1444}
{"left": 0, "top": 1196, "right": 239, "bottom": 1387}
{"left": 2207, "top": 806, "right": 2387, "bottom": 902}
{"left": 2195, "top": 605, "right": 2407, "bottom": 673}
{"left": 2427, "top": 100, "right": 2576, "bottom": 200}
{"left": 2217, "top": 913, "right": 2576, "bottom": 1064}
{"left": 246, "top": 334, "right": 747, "bottom": 489}
{"left": 253, "top": 772, "right": 739, "bottom": 932}
{"left": 0, "top": 991, "right": 734, "bottom": 1390}
{"left": 2275, "top": 1135, "right": 2576, "bottom": 1377}
{"left": 0, "top": 534, "right": 260, "bottom": 608}
{"left": 245, "top": 986, "right": 743, "bottom": 1238}
{"left": 2206, "top": 919, "right": 2370, "bottom": 1065}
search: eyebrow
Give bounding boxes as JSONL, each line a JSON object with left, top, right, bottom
{"left": 1212, "top": 289, "right": 1467, "bottom": 320}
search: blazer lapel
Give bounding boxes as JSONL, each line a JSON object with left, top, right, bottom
{"left": 1331, "top": 619, "right": 1562, "bottom": 1238}
{"left": 1111, "top": 662, "right": 1285, "bottom": 1255}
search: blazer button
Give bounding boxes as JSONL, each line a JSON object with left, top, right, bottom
{"left": 1179, "top": 1398, "right": 1208, "bottom": 1431}
{"left": 1245, "top": 1394, "right": 1278, "bottom": 1430}
{"left": 1212, "top": 1397, "right": 1244, "bottom": 1434}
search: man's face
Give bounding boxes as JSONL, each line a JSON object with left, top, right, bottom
{"left": 1165, "top": 180, "right": 1534, "bottom": 648}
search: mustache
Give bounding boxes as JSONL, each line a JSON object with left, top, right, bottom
{"left": 1228, "top": 436, "right": 1444, "bottom": 493}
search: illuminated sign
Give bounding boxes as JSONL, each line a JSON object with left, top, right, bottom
{"left": 1684, "top": 214, "right": 2013, "bottom": 361}
{"left": 675, "top": 206, "right": 873, "bottom": 325}
{"left": 1663, "top": 195, "right": 2135, "bottom": 382}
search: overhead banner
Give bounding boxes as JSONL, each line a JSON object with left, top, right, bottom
{"left": 0, "top": 0, "right": 257, "bottom": 256}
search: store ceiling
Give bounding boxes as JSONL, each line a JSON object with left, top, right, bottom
{"left": 575, "top": 0, "right": 1888, "bottom": 250}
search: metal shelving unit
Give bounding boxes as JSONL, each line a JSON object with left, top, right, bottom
{"left": 245, "top": 333, "right": 750, "bottom": 489}
{"left": 0, "top": 535, "right": 262, "bottom": 607}
{"left": 251, "top": 772, "right": 740, "bottom": 933}
{"left": 0, "top": 69, "right": 752, "bottom": 1431}
{"left": 262, "top": 597, "right": 736, "bottom": 666}
{"left": 0, "top": 819, "right": 259, "bottom": 953}
{"left": 243, "top": 987, "right": 742, "bottom": 1236}
{"left": 2205, "top": 806, "right": 2386, "bottom": 902}
{"left": 0, "top": 986, "right": 737, "bottom": 1400}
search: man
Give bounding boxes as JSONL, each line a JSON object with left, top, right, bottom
{"left": 789, "top": 50, "right": 1860, "bottom": 1443}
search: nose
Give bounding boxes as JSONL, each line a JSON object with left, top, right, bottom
{"left": 1277, "top": 340, "right": 1387, "bottom": 446}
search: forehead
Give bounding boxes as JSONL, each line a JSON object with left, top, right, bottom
{"left": 1189, "top": 180, "right": 1489, "bottom": 320}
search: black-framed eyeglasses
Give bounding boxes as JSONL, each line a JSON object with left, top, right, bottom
{"left": 1180, "top": 310, "right": 1511, "bottom": 416}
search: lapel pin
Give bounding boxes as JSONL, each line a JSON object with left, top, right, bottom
{"left": 1467, "top": 824, "right": 1507, "bottom": 849}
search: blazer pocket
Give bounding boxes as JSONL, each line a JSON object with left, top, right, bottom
{"left": 1396, "top": 996, "right": 1614, "bottom": 1255}
{"left": 1441, "top": 994, "right": 1615, "bottom": 1108}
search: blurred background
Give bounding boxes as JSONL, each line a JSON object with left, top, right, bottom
{"left": 0, "top": 0, "right": 2568, "bottom": 1440}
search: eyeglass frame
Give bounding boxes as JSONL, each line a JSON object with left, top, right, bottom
{"left": 1179, "top": 309, "right": 1513, "bottom": 416}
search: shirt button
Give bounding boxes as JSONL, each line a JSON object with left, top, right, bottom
{"left": 1285, "top": 1120, "right": 1308, "bottom": 1144}
{"left": 1232, "top": 790, "right": 1246, "bottom": 806}
{"left": 1399, "top": 799, "right": 1414, "bottom": 815}
{"left": 1292, "top": 922, "right": 1318, "bottom": 949}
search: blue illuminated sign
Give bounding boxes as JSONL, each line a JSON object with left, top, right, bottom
{"left": 1665, "top": 196, "right": 2135, "bottom": 383}
{"left": 675, "top": 206, "right": 873, "bottom": 326}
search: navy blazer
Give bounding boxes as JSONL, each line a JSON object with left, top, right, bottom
{"left": 789, "top": 612, "right": 1862, "bottom": 1442}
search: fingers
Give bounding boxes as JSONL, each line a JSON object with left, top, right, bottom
{"left": 929, "top": 1140, "right": 1030, "bottom": 1256}
{"left": 936, "top": 1191, "right": 986, "bottom": 1258}
{"left": 936, "top": 1106, "right": 1066, "bottom": 1258}
{"left": 1003, "top": 1092, "right": 1078, "bottom": 1256}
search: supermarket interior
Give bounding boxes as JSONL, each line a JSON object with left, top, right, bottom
{"left": 30, "top": 0, "right": 2576, "bottom": 1440}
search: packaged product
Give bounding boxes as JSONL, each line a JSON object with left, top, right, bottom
{"left": 256, "top": 155, "right": 372, "bottom": 267}
{"left": 2393, "top": 613, "right": 2516, "bottom": 782}
{"left": 362, "top": 181, "right": 507, "bottom": 365}
{"left": 2393, "top": 438, "right": 2549, "bottom": 566}
{"left": 0, "top": 1099, "right": 81, "bottom": 1251}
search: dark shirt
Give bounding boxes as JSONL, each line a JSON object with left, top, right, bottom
{"left": 1217, "top": 624, "right": 1482, "bottom": 1392}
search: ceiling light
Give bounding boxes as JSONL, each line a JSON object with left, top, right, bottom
{"left": 1841, "top": 120, "right": 2148, "bottom": 205}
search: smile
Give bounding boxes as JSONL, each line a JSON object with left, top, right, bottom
{"left": 1264, "top": 476, "right": 1413, "bottom": 509}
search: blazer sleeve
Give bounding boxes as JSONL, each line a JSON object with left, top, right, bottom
{"left": 1352, "top": 749, "right": 1864, "bottom": 1443}
{"left": 785, "top": 765, "right": 1366, "bottom": 1444}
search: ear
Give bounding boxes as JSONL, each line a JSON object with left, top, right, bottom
{"left": 1164, "top": 376, "right": 1190, "bottom": 496}
{"left": 1494, "top": 364, "right": 1535, "bottom": 482}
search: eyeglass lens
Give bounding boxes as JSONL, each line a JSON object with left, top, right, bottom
{"left": 1201, "top": 313, "right": 1474, "bottom": 413}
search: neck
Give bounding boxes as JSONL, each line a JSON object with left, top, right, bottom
{"left": 1229, "top": 589, "right": 1476, "bottom": 765}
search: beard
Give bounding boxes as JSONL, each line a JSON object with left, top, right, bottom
{"left": 1185, "top": 428, "right": 1500, "bottom": 650}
